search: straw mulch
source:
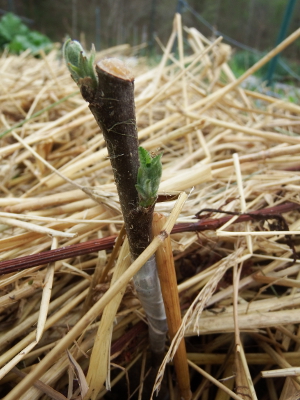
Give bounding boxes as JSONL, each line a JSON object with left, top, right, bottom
{"left": 1, "top": 15, "right": 300, "bottom": 400}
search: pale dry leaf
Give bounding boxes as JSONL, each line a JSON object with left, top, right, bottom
{"left": 67, "top": 349, "right": 89, "bottom": 398}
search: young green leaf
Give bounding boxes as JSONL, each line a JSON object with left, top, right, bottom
{"left": 0, "top": 13, "right": 52, "bottom": 55}
{"left": 135, "top": 147, "right": 162, "bottom": 208}
{"left": 63, "top": 39, "right": 98, "bottom": 92}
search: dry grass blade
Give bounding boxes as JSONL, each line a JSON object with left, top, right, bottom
{"left": 233, "top": 261, "right": 257, "bottom": 400}
{"left": 0, "top": 237, "right": 58, "bottom": 380}
{"left": 11, "top": 367, "right": 68, "bottom": 400}
{"left": 66, "top": 350, "right": 89, "bottom": 398}
{"left": 36, "top": 237, "right": 57, "bottom": 342}
{"left": 0, "top": 216, "right": 76, "bottom": 237}
{"left": 187, "top": 360, "right": 245, "bottom": 400}
{"left": 262, "top": 368, "right": 300, "bottom": 378}
{"left": 84, "top": 238, "right": 131, "bottom": 399}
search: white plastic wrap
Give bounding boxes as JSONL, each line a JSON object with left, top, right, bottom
{"left": 133, "top": 256, "right": 167, "bottom": 354}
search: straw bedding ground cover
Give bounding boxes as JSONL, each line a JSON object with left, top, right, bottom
{"left": 1, "top": 15, "right": 300, "bottom": 400}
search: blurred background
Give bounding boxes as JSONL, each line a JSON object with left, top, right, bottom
{"left": 0, "top": 0, "right": 299, "bottom": 83}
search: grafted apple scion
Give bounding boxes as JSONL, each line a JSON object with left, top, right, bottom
{"left": 63, "top": 40, "right": 167, "bottom": 372}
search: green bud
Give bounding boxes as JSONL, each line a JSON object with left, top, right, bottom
{"left": 63, "top": 39, "right": 98, "bottom": 91}
{"left": 135, "top": 147, "right": 162, "bottom": 208}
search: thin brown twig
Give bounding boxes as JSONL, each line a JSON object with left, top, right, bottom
{"left": 0, "top": 235, "right": 117, "bottom": 275}
{"left": 0, "top": 201, "right": 299, "bottom": 275}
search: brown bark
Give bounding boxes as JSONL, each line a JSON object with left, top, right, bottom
{"left": 83, "top": 59, "right": 153, "bottom": 259}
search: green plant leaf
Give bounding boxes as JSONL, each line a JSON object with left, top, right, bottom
{"left": 63, "top": 39, "right": 98, "bottom": 91}
{"left": 0, "top": 13, "right": 29, "bottom": 43}
{"left": 0, "top": 13, "right": 52, "bottom": 55}
{"left": 8, "top": 32, "right": 52, "bottom": 54}
{"left": 135, "top": 147, "right": 162, "bottom": 208}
